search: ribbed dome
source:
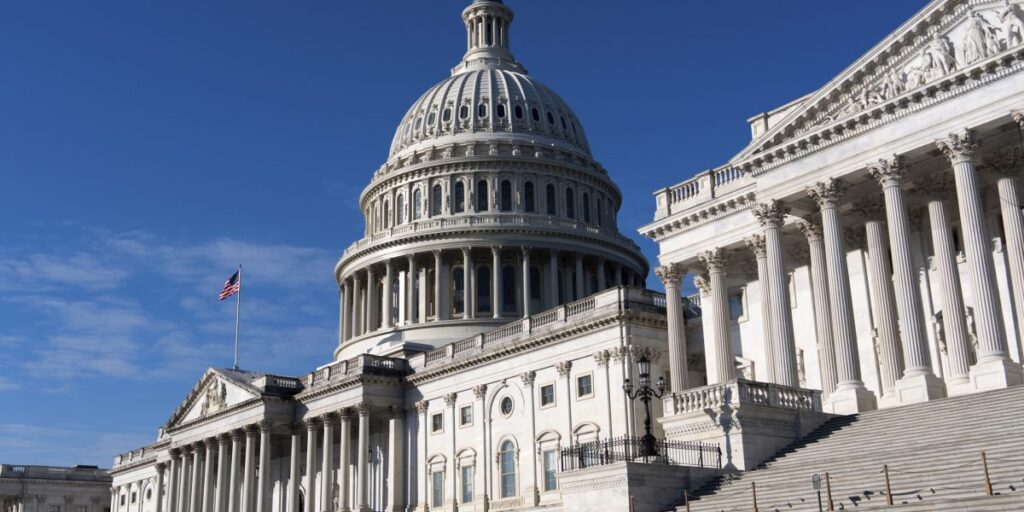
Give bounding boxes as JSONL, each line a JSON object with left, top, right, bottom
{"left": 388, "top": 69, "right": 592, "bottom": 159}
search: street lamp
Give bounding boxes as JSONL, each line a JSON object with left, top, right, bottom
{"left": 622, "top": 355, "right": 666, "bottom": 457}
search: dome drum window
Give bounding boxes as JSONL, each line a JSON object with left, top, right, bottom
{"left": 496, "top": 104, "right": 506, "bottom": 118}
{"left": 460, "top": 105, "right": 469, "bottom": 119}
{"left": 443, "top": 108, "right": 452, "bottom": 122}
{"left": 514, "top": 105, "right": 524, "bottom": 119}
{"left": 478, "top": 104, "right": 487, "bottom": 118}
{"left": 427, "top": 112, "right": 436, "bottom": 126}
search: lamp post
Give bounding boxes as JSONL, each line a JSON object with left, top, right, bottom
{"left": 622, "top": 355, "right": 665, "bottom": 457}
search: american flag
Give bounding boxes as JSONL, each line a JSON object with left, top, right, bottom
{"left": 219, "top": 270, "right": 240, "bottom": 301}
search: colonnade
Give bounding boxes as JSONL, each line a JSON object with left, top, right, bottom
{"left": 658, "top": 123, "right": 1024, "bottom": 413}
{"left": 339, "top": 247, "right": 642, "bottom": 343}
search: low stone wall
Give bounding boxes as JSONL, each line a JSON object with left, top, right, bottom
{"left": 558, "top": 461, "right": 720, "bottom": 512}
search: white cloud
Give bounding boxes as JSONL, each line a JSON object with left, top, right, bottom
{"left": 0, "top": 423, "right": 152, "bottom": 467}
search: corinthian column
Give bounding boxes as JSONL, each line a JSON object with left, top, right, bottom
{"left": 167, "top": 449, "right": 180, "bottom": 512}
{"left": 492, "top": 246, "right": 502, "bottom": 318}
{"left": 227, "top": 431, "right": 242, "bottom": 512}
{"left": 462, "top": 248, "right": 474, "bottom": 319}
{"left": 386, "top": 407, "right": 406, "bottom": 512}
{"left": 797, "top": 221, "right": 838, "bottom": 397}
{"left": 241, "top": 426, "right": 257, "bottom": 512}
{"left": 870, "top": 156, "right": 946, "bottom": 403}
{"left": 853, "top": 195, "right": 904, "bottom": 398}
{"left": 155, "top": 463, "right": 167, "bottom": 512}
{"left": 355, "top": 403, "right": 370, "bottom": 512}
{"left": 304, "top": 418, "right": 319, "bottom": 512}
{"left": 916, "top": 173, "right": 973, "bottom": 387}
{"left": 189, "top": 443, "right": 203, "bottom": 512}
{"left": 382, "top": 260, "right": 394, "bottom": 328}
{"left": 937, "top": 130, "right": 1024, "bottom": 389}
{"left": 339, "top": 409, "right": 352, "bottom": 512}
{"left": 287, "top": 426, "right": 301, "bottom": 512}
{"left": 352, "top": 274, "right": 363, "bottom": 337}
{"left": 655, "top": 263, "right": 689, "bottom": 392}
{"left": 699, "top": 249, "right": 736, "bottom": 384}
{"left": 752, "top": 201, "right": 799, "bottom": 387}
{"left": 407, "top": 255, "right": 418, "bottom": 325}
{"left": 522, "top": 248, "right": 532, "bottom": 317}
{"left": 321, "top": 414, "right": 337, "bottom": 512}
{"left": 366, "top": 266, "right": 378, "bottom": 332}
{"left": 745, "top": 235, "right": 776, "bottom": 384}
{"left": 808, "top": 179, "right": 877, "bottom": 413}
{"left": 256, "top": 421, "right": 272, "bottom": 512}
{"left": 201, "top": 438, "right": 215, "bottom": 512}
{"left": 342, "top": 279, "right": 353, "bottom": 341}
{"left": 984, "top": 144, "right": 1024, "bottom": 364}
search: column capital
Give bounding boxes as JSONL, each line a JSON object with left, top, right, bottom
{"left": 1013, "top": 111, "right": 1024, "bottom": 130}
{"left": 853, "top": 195, "right": 887, "bottom": 222}
{"left": 443, "top": 393, "right": 457, "bottom": 408}
{"left": 322, "top": 411, "right": 340, "bottom": 425}
{"left": 936, "top": 128, "right": 979, "bottom": 163}
{"left": 796, "top": 220, "right": 824, "bottom": 242}
{"left": 386, "top": 405, "right": 403, "bottom": 419}
{"left": 169, "top": 447, "right": 182, "bottom": 458}
{"left": 653, "top": 263, "right": 684, "bottom": 287}
{"left": 337, "top": 407, "right": 353, "bottom": 421}
{"left": 218, "top": 431, "right": 232, "bottom": 444}
{"left": 520, "top": 246, "right": 530, "bottom": 257}
{"left": 807, "top": 178, "right": 849, "bottom": 209}
{"left": 698, "top": 248, "right": 729, "bottom": 274}
{"left": 204, "top": 435, "right": 219, "bottom": 448}
{"left": 491, "top": 245, "right": 502, "bottom": 255}
{"left": 431, "top": 249, "right": 442, "bottom": 258}
{"left": 752, "top": 199, "right": 789, "bottom": 228}
{"left": 355, "top": 401, "right": 370, "bottom": 416}
{"left": 519, "top": 370, "right": 536, "bottom": 386}
{"left": 745, "top": 234, "right": 767, "bottom": 258}
{"left": 473, "top": 384, "right": 488, "bottom": 399}
{"left": 556, "top": 360, "right": 573, "bottom": 376}
{"left": 414, "top": 400, "right": 429, "bottom": 414}
{"left": 593, "top": 350, "right": 611, "bottom": 367}
{"left": 244, "top": 423, "right": 260, "bottom": 437}
{"left": 155, "top": 462, "right": 167, "bottom": 474}
{"left": 230, "top": 428, "right": 245, "bottom": 442}
{"left": 303, "top": 416, "right": 321, "bottom": 431}
{"left": 694, "top": 274, "right": 711, "bottom": 297}
{"left": 868, "top": 154, "right": 906, "bottom": 189}
{"left": 982, "top": 147, "right": 1024, "bottom": 176}
{"left": 914, "top": 172, "right": 957, "bottom": 201}
{"left": 182, "top": 444, "right": 194, "bottom": 454}
{"left": 460, "top": 246, "right": 472, "bottom": 257}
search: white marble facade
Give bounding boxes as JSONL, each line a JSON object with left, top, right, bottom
{"left": 1, "top": 464, "right": 111, "bottom": 512}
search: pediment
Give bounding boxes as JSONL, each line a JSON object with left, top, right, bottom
{"left": 737, "top": 0, "right": 1024, "bottom": 160}
{"left": 165, "top": 368, "right": 263, "bottom": 429}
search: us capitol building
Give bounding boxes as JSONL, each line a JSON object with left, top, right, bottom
{"left": 106, "top": 0, "right": 1024, "bottom": 511}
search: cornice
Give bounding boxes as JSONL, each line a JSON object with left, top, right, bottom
{"left": 640, "top": 191, "right": 757, "bottom": 241}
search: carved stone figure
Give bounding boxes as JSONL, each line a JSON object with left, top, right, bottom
{"left": 961, "top": 11, "right": 999, "bottom": 64}
{"left": 200, "top": 381, "right": 227, "bottom": 417}
{"left": 999, "top": 1, "right": 1024, "bottom": 49}
{"left": 922, "top": 37, "right": 956, "bottom": 81}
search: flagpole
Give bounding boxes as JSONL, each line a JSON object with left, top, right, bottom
{"left": 234, "top": 264, "right": 241, "bottom": 370}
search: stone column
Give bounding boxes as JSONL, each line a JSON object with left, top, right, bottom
{"left": 462, "top": 248, "right": 474, "bottom": 319}
{"left": 227, "top": 431, "right": 242, "bottom": 512}
{"left": 304, "top": 418, "right": 319, "bottom": 512}
{"left": 241, "top": 426, "right": 257, "bottom": 512}
{"left": 201, "top": 439, "right": 215, "bottom": 512}
{"left": 352, "top": 274, "right": 363, "bottom": 337}
{"left": 655, "top": 263, "right": 689, "bottom": 392}
{"left": 355, "top": 403, "right": 370, "bottom": 512}
{"left": 745, "top": 235, "right": 776, "bottom": 384}
{"left": 213, "top": 434, "right": 228, "bottom": 512}
{"left": 854, "top": 195, "right": 905, "bottom": 398}
{"left": 179, "top": 448, "right": 192, "bottom": 512}
{"left": 366, "top": 267, "right": 378, "bottom": 333}
{"left": 167, "top": 449, "right": 181, "bottom": 512}
{"left": 414, "top": 401, "right": 429, "bottom": 512}
{"left": 381, "top": 261, "right": 392, "bottom": 329}
{"left": 574, "top": 254, "right": 584, "bottom": 300}
{"left": 338, "top": 283, "right": 347, "bottom": 345}
{"left": 407, "top": 255, "right": 418, "bottom": 325}
{"left": 699, "top": 249, "right": 736, "bottom": 384}
{"left": 189, "top": 443, "right": 203, "bottom": 512}
{"left": 548, "top": 251, "right": 559, "bottom": 307}
{"left": 870, "top": 156, "right": 946, "bottom": 403}
{"left": 433, "top": 251, "right": 447, "bottom": 321}
{"left": 320, "top": 414, "right": 336, "bottom": 512}
{"left": 155, "top": 463, "right": 167, "bottom": 512}
{"left": 796, "top": 222, "right": 838, "bottom": 397}
{"left": 339, "top": 409, "right": 352, "bottom": 512}
{"left": 522, "top": 248, "right": 532, "bottom": 317}
{"left": 752, "top": 201, "right": 799, "bottom": 387}
{"left": 937, "top": 130, "right": 1023, "bottom": 389}
{"left": 386, "top": 407, "right": 405, "bottom": 512}
{"left": 288, "top": 426, "right": 301, "bottom": 512}
{"left": 492, "top": 246, "right": 502, "bottom": 318}
{"left": 343, "top": 278, "right": 353, "bottom": 341}
{"left": 808, "top": 178, "right": 877, "bottom": 413}
{"left": 917, "top": 173, "right": 973, "bottom": 386}
{"left": 255, "top": 422, "right": 272, "bottom": 512}
{"left": 596, "top": 258, "right": 607, "bottom": 291}
{"left": 985, "top": 143, "right": 1024, "bottom": 364}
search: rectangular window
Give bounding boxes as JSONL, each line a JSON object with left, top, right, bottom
{"left": 461, "top": 465, "right": 475, "bottom": 503}
{"left": 460, "top": 405, "right": 473, "bottom": 426}
{"left": 432, "top": 412, "right": 443, "bottom": 433}
{"left": 432, "top": 471, "right": 444, "bottom": 507}
{"left": 577, "top": 374, "right": 593, "bottom": 398}
{"left": 543, "top": 449, "right": 558, "bottom": 491}
{"left": 540, "top": 384, "right": 555, "bottom": 407}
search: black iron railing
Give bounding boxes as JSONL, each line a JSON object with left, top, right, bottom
{"left": 560, "top": 436, "right": 721, "bottom": 471}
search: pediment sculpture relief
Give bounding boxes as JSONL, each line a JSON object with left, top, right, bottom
{"left": 200, "top": 381, "right": 228, "bottom": 417}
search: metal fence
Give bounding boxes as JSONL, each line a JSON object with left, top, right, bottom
{"left": 560, "top": 436, "right": 721, "bottom": 472}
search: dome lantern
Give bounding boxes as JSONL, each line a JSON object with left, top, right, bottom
{"left": 453, "top": 0, "right": 525, "bottom": 75}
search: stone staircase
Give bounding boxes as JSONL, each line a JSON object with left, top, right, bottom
{"left": 671, "top": 385, "right": 1024, "bottom": 511}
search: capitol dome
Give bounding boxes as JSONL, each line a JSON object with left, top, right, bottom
{"left": 334, "top": 0, "right": 647, "bottom": 360}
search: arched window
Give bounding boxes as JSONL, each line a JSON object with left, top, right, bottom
{"left": 565, "top": 188, "right": 576, "bottom": 219}
{"left": 383, "top": 200, "right": 391, "bottom": 228}
{"left": 477, "top": 266, "right": 491, "bottom": 314}
{"left": 499, "top": 180, "right": 512, "bottom": 212}
{"left": 502, "top": 265, "right": 516, "bottom": 314}
{"left": 514, "top": 105, "right": 524, "bottom": 119}
{"left": 546, "top": 184, "right": 556, "bottom": 215}
{"left": 582, "top": 192, "right": 591, "bottom": 223}
{"left": 431, "top": 184, "right": 443, "bottom": 216}
{"left": 454, "top": 182, "right": 465, "bottom": 213}
{"left": 524, "top": 181, "right": 535, "bottom": 212}
{"left": 547, "top": 112, "right": 555, "bottom": 125}
{"left": 460, "top": 105, "right": 469, "bottom": 119}
{"left": 500, "top": 441, "right": 516, "bottom": 498}
{"left": 478, "top": 104, "right": 487, "bottom": 118}
{"left": 496, "top": 103, "right": 506, "bottom": 118}
{"left": 397, "top": 194, "right": 406, "bottom": 224}
{"left": 531, "top": 108, "right": 540, "bottom": 122}
{"left": 453, "top": 267, "right": 465, "bottom": 315}
{"left": 427, "top": 112, "right": 436, "bottom": 126}
{"left": 443, "top": 108, "right": 452, "bottom": 122}
{"left": 413, "top": 189, "right": 423, "bottom": 220}
{"left": 476, "top": 180, "right": 489, "bottom": 212}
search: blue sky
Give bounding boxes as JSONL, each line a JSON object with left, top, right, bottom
{"left": 0, "top": 0, "right": 925, "bottom": 466}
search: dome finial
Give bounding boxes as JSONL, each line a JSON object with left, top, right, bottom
{"left": 453, "top": 0, "right": 524, "bottom": 75}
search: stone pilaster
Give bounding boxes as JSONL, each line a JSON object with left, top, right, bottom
{"left": 808, "top": 178, "right": 877, "bottom": 413}
{"left": 752, "top": 200, "right": 799, "bottom": 387}
{"left": 654, "top": 263, "right": 689, "bottom": 392}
